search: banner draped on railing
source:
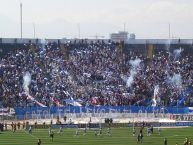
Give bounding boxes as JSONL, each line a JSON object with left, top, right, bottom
{"left": 0, "top": 108, "right": 15, "bottom": 116}
{"left": 14, "top": 106, "right": 189, "bottom": 119}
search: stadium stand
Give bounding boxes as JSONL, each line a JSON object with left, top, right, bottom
{"left": 0, "top": 39, "right": 193, "bottom": 108}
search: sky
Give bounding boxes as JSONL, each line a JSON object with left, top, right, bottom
{"left": 0, "top": 0, "right": 193, "bottom": 39}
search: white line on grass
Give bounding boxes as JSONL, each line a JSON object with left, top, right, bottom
{"left": 23, "top": 130, "right": 39, "bottom": 140}
{"left": 144, "top": 135, "right": 179, "bottom": 138}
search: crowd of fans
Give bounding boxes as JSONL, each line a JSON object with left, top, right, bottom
{"left": 0, "top": 40, "right": 193, "bottom": 108}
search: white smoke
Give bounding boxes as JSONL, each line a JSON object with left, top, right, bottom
{"left": 129, "top": 59, "right": 141, "bottom": 68}
{"left": 154, "top": 85, "right": 159, "bottom": 98}
{"left": 152, "top": 85, "right": 159, "bottom": 107}
{"left": 126, "top": 71, "right": 135, "bottom": 88}
{"left": 168, "top": 73, "right": 182, "bottom": 89}
{"left": 126, "top": 58, "right": 141, "bottom": 88}
{"left": 23, "top": 71, "right": 31, "bottom": 94}
{"left": 173, "top": 48, "right": 182, "bottom": 60}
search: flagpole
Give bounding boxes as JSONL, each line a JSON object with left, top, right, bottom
{"left": 20, "top": 3, "right": 23, "bottom": 39}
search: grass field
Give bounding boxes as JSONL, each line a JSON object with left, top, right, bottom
{"left": 0, "top": 127, "right": 193, "bottom": 145}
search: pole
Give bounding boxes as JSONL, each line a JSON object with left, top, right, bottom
{"left": 33, "top": 23, "right": 36, "bottom": 38}
{"left": 169, "top": 23, "right": 170, "bottom": 39}
{"left": 20, "top": 3, "right": 23, "bottom": 39}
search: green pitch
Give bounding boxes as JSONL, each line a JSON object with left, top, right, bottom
{"left": 0, "top": 127, "right": 193, "bottom": 145}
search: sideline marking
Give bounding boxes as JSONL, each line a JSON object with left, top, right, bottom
{"left": 23, "top": 130, "right": 39, "bottom": 139}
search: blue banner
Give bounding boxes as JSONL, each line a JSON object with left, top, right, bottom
{"left": 14, "top": 106, "right": 189, "bottom": 119}
{"left": 175, "top": 122, "right": 193, "bottom": 126}
{"left": 128, "top": 122, "right": 193, "bottom": 127}
{"left": 52, "top": 124, "right": 78, "bottom": 129}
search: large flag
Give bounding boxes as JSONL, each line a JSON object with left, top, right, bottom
{"left": 64, "top": 98, "right": 82, "bottom": 106}
{"left": 27, "top": 94, "right": 47, "bottom": 107}
{"left": 51, "top": 97, "right": 64, "bottom": 107}
{"left": 177, "top": 87, "right": 192, "bottom": 106}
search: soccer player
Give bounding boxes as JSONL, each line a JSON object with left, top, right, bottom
{"left": 139, "top": 133, "right": 143, "bottom": 143}
{"left": 188, "top": 140, "right": 192, "bottom": 145}
{"left": 164, "top": 138, "right": 167, "bottom": 145}
{"left": 11, "top": 122, "right": 14, "bottom": 132}
{"left": 13, "top": 123, "right": 16, "bottom": 133}
{"left": 50, "top": 131, "right": 54, "bottom": 142}
{"left": 57, "top": 126, "right": 63, "bottom": 134}
{"left": 133, "top": 127, "right": 136, "bottom": 136}
{"left": 5, "top": 122, "right": 7, "bottom": 131}
{"left": 147, "top": 126, "right": 151, "bottom": 136}
{"left": 37, "top": 139, "right": 41, "bottom": 145}
{"left": 139, "top": 127, "right": 142, "bottom": 134}
{"left": 158, "top": 123, "right": 161, "bottom": 135}
{"left": 29, "top": 126, "right": 32, "bottom": 134}
{"left": 95, "top": 130, "right": 98, "bottom": 136}
{"left": 22, "top": 121, "right": 25, "bottom": 129}
{"left": 183, "top": 137, "right": 188, "bottom": 145}
{"left": 83, "top": 127, "right": 87, "bottom": 136}
{"left": 158, "top": 126, "right": 161, "bottom": 135}
{"left": 150, "top": 125, "right": 153, "bottom": 134}
{"left": 75, "top": 128, "right": 79, "bottom": 136}
{"left": 98, "top": 128, "right": 102, "bottom": 136}
{"left": 137, "top": 134, "right": 140, "bottom": 144}
{"left": 48, "top": 126, "right": 52, "bottom": 135}
{"left": 107, "top": 127, "right": 111, "bottom": 136}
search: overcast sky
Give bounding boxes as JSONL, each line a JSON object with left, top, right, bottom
{"left": 0, "top": 0, "right": 193, "bottom": 39}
